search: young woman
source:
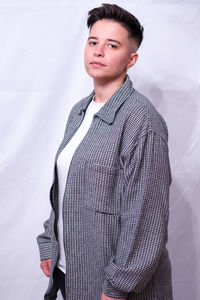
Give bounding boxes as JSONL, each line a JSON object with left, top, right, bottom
{"left": 37, "top": 4, "right": 173, "bottom": 300}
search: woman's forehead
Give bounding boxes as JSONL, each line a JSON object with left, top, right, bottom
{"left": 89, "top": 19, "right": 129, "bottom": 41}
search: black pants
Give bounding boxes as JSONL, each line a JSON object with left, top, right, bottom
{"left": 48, "top": 266, "right": 66, "bottom": 300}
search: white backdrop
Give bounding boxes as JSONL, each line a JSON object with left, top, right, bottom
{"left": 0, "top": 0, "right": 200, "bottom": 299}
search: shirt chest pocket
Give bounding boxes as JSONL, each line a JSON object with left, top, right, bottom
{"left": 84, "top": 161, "right": 120, "bottom": 215}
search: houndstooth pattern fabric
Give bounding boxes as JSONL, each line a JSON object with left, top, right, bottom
{"left": 37, "top": 75, "right": 173, "bottom": 300}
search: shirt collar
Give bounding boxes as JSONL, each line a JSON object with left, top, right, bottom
{"left": 77, "top": 75, "right": 134, "bottom": 124}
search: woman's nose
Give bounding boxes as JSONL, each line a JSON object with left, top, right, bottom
{"left": 93, "top": 45, "right": 105, "bottom": 57}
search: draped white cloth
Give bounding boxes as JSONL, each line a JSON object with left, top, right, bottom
{"left": 0, "top": 1, "right": 199, "bottom": 299}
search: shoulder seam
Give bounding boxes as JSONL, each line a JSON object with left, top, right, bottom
{"left": 122, "top": 129, "right": 169, "bottom": 157}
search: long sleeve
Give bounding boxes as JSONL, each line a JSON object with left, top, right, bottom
{"left": 103, "top": 130, "right": 171, "bottom": 298}
{"left": 36, "top": 104, "right": 78, "bottom": 261}
{"left": 37, "top": 209, "right": 55, "bottom": 261}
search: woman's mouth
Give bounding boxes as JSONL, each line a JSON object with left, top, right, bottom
{"left": 90, "top": 61, "right": 106, "bottom": 67}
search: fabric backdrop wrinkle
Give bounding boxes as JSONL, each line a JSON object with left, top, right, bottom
{"left": 0, "top": 1, "right": 199, "bottom": 299}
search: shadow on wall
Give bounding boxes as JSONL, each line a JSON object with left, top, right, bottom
{"left": 135, "top": 79, "right": 199, "bottom": 300}
{"left": 168, "top": 181, "right": 198, "bottom": 300}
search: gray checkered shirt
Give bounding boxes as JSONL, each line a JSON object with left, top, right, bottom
{"left": 37, "top": 75, "right": 173, "bottom": 300}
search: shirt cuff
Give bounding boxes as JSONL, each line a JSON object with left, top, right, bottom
{"left": 103, "top": 279, "right": 128, "bottom": 299}
{"left": 38, "top": 243, "right": 52, "bottom": 261}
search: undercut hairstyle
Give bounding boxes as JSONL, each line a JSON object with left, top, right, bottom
{"left": 87, "top": 3, "right": 144, "bottom": 50}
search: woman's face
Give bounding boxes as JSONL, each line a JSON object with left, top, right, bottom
{"left": 84, "top": 19, "right": 138, "bottom": 83}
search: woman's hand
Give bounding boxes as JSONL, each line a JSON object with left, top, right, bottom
{"left": 40, "top": 258, "right": 51, "bottom": 277}
{"left": 101, "top": 292, "right": 126, "bottom": 300}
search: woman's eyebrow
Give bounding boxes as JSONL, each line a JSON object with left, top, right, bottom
{"left": 88, "top": 36, "right": 98, "bottom": 41}
{"left": 107, "top": 39, "right": 121, "bottom": 45}
{"left": 88, "top": 36, "right": 121, "bottom": 45}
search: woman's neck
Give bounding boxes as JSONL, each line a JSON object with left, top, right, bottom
{"left": 93, "top": 75, "right": 126, "bottom": 103}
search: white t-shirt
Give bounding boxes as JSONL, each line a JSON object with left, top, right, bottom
{"left": 56, "top": 97, "right": 105, "bottom": 273}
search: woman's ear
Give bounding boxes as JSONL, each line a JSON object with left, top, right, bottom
{"left": 126, "top": 52, "right": 139, "bottom": 70}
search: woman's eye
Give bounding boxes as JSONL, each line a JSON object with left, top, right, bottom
{"left": 89, "top": 41, "right": 97, "bottom": 46}
{"left": 108, "top": 44, "right": 117, "bottom": 49}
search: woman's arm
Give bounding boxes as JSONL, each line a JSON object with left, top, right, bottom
{"left": 36, "top": 209, "right": 55, "bottom": 261}
{"left": 103, "top": 130, "right": 171, "bottom": 298}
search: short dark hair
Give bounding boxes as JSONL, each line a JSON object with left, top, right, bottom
{"left": 87, "top": 3, "right": 144, "bottom": 49}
